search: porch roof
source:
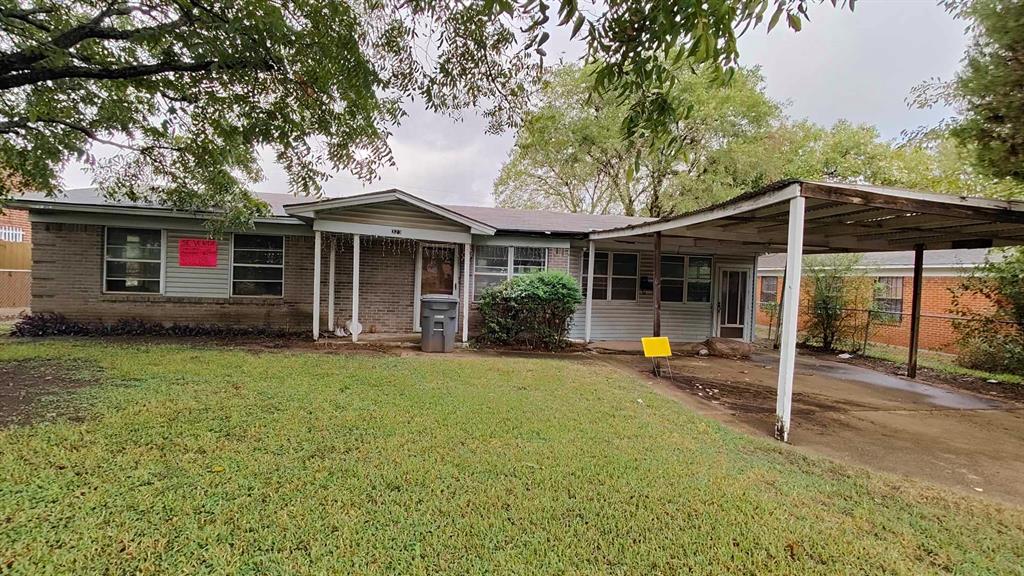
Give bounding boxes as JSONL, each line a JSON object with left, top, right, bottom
{"left": 589, "top": 180, "right": 1024, "bottom": 253}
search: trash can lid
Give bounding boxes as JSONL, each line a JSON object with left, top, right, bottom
{"left": 421, "top": 294, "right": 459, "bottom": 302}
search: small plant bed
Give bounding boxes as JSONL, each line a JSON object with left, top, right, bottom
{"left": 0, "top": 360, "right": 100, "bottom": 427}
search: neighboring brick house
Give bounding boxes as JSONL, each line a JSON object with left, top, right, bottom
{"left": 0, "top": 207, "right": 31, "bottom": 313}
{"left": 756, "top": 250, "right": 996, "bottom": 352}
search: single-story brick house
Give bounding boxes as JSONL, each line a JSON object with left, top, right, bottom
{"left": 755, "top": 249, "right": 998, "bottom": 352}
{"left": 10, "top": 188, "right": 760, "bottom": 343}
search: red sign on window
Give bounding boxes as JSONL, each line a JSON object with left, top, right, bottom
{"left": 178, "top": 238, "right": 218, "bottom": 267}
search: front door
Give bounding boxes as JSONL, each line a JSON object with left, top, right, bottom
{"left": 415, "top": 244, "right": 459, "bottom": 331}
{"left": 716, "top": 267, "right": 750, "bottom": 339}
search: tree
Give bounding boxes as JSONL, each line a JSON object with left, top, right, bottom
{"left": 0, "top": 0, "right": 850, "bottom": 227}
{"left": 801, "top": 254, "right": 874, "bottom": 352}
{"left": 495, "top": 62, "right": 783, "bottom": 217}
{"left": 495, "top": 62, "right": 1010, "bottom": 217}
{"left": 913, "top": 0, "right": 1024, "bottom": 186}
{"left": 950, "top": 248, "right": 1024, "bottom": 374}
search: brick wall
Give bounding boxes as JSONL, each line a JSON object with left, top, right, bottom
{"left": 755, "top": 274, "right": 992, "bottom": 353}
{"left": 0, "top": 208, "right": 31, "bottom": 242}
{"left": 326, "top": 235, "right": 417, "bottom": 334}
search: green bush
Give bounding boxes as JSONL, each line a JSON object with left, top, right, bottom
{"left": 477, "top": 270, "right": 583, "bottom": 350}
{"left": 951, "top": 248, "right": 1024, "bottom": 374}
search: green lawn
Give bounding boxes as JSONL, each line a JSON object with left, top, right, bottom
{"left": 1, "top": 340, "right": 1022, "bottom": 574}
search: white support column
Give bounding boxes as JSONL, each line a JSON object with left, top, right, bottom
{"left": 775, "top": 196, "right": 806, "bottom": 442}
{"left": 312, "top": 230, "right": 322, "bottom": 341}
{"left": 327, "top": 236, "right": 336, "bottom": 332}
{"left": 350, "top": 233, "right": 361, "bottom": 343}
{"left": 584, "top": 240, "right": 595, "bottom": 343}
{"left": 462, "top": 242, "right": 471, "bottom": 343}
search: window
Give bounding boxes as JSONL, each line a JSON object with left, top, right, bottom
{"left": 104, "top": 228, "right": 163, "bottom": 293}
{"left": 660, "top": 256, "right": 686, "bottom": 302}
{"left": 657, "top": 255, "right": 713, "bottom": 303}
{"left": 0, "top": 225, "right": 24, "bottom": 242}
{"left": 686, "top": 256, "right": 712, "bottom": 303}
{"left": 473, "top": 246, "right": 548, "bottom": 299}
{"left": 872, "top": 276, "right": 903, "bottom": 325}
{"left": 582, "top": 251, "right": 639, "bottom": 301}
{"left": 759, "top": 276, "right": 779, "bottom": 309}
{"left": 232, "top": 234, "right": 284, "bottom": 297}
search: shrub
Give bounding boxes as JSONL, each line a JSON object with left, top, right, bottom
{"left": 951, "top": 248, "right": 1024, "bottom": 374}
{"left": 801, "top": 255, "right": 874, "bottom": 352}
{"left": 477, "top": 270, "right": 583, "bottom": 350}
{"left": 11, "top": 313, "right": 294, "bottom": 339}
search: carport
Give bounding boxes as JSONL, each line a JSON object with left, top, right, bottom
{"left": 588, "top": 180, "right": 1024, "bottom": 441}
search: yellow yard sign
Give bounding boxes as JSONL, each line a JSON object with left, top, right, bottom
{"left": 641, "top": 337, "right": 672, "bottom": 358}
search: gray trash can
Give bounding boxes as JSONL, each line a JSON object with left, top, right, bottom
{"left": 420, "top": 294, "right": 459, "bottom": 352}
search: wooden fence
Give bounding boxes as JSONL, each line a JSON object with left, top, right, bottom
{"left": 0, "top": 240, "right": 31, "bottom": 310}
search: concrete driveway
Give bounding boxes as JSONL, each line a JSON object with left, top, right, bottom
{"left": 605, "top": 351, "right": 1024, "bottom": 506}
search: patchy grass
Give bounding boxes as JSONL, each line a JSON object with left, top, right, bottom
{"left": 1, "top": 340, "right": 1022, "bottom": 574}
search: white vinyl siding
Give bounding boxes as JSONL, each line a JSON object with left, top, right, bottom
{"left": 165, "top": 231, "right": 230, "bottom": 297}
{"left": 569, "top": 249, "right": 752, "bottom": 342}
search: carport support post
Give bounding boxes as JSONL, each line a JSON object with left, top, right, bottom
{"left": 907, "top": 243, "right": 925, "bottom": 379}
{"left": 351, "top": 233, "right": 360, "bottom": 343}
{"left": 585, "top": 240, "right": 595, "bottom": 343}
{"left": 312, "top": 230, "right": 321, "bottom": 341}
{"left": 327, "top": 236, "right": 336, "bottom": 332}
{"left": 653, "top": 231, "right": 662, "bottom": 337}
{"left": 775, "top": 196, "right": 805, "bottom": 442}
{"left": 462, "top": 242, "right": 470, "bottom": 343}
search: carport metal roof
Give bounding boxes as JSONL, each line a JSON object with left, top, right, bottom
{"left": 590, "top": 180, "right": 1024, "bottom": 253}
{"left": 582, "top": 180, "right": 1024, "bottom": 443}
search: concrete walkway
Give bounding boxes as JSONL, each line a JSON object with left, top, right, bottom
{"left": 601, "top": 350, "right": 1024, "bottom": 507}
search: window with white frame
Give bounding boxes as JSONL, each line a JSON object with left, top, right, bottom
{"left": 657, "top": 255, "right": 712, "bottom": 303}
{"left": 473, "top": 245, "right": 548, "bottom": 299}
{"left": 759, "top": 276, "right": 779, "bottom": 309}
{"left": 686, "top": 256, "right": 712, "bottom": 303}
{"left": 582, "top": 251, "right": 639, "bottom": 301}
{"left": 104, "top": 227, "right": 163, "bottom": 293}
{"left": 232, "top": 234, "right": 284, "bottom": 297}
{"left": 872, "top": 276, "right": 903, "bottom": 325}
{"left": 659, "top": 255, "right": 686, "bottom": 302}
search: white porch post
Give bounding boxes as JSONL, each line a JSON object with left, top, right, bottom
{"left": 351, "top": 233, "right": 361, "bottom": 343}
{"left": 462, "top": 242, "right": 471, "bottom": 343}
{"left": 327, "top": 236, "right": 336, "bottom": 332}
{"left": 313, "top": 230, "right": 322, "bottom": 341}
{"left": 775, "top": 196, "right": 805, "bottom": 442}
{"left": 584, "top": 240, "right": 595, "bottom": 343}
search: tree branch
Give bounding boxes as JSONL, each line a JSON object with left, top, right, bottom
{"left": 0, "top": 58, "right": 263, "bottom": 90}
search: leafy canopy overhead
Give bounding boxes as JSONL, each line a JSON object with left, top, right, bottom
{"left": 0, "top": 0, "right": 850, "bottom": 226}
{"left": 495, "top": 62, "right": 1024, "bottom": 217}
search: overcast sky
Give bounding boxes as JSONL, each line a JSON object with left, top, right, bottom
{"left": 61, "top": 0, "right": 969, "bottom": 207}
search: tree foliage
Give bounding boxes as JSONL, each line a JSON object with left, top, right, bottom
{"left": 495, "top": 62, "right": 1015, "bottom": 217}
{"left": 913, "top": 0, "right": 1024, "bottom": 184}
{"left": 950, "top": 248, "right": 1024, "bottom": 374}
{"left": 800, "top": 255, "right": 874, "bottom": 352}
{"left": 0, "top": 0, "right": 850, "bottom": 226}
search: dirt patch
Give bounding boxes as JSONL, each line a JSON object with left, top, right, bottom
{"left": 798, "top": 348, "right": 1024, "bottom": 405}
{"left": 0, "top": 360, "right": 99, "bottom": 426}
{"left": 665, "top": 371, "right": 878, "bottom": 416}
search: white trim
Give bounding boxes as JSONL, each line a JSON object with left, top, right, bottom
{"left": 313, "top": 231, "right": 321, "bottom": 340}
{"left": 328, "top": 237, "right": 336, "bottom": 331}
{"left": 351, "top": 234, "right": 360, "bottom": 343}
{"left": 229, "top": 233, "right": 285, "bottom": 298}
{"left": 584, "top": 241, "right": 595, "bottom": 343}
{"left": 471, "top": 245, "right": 549, "bottom": 302}
{"left": 102, "top": 226, "right": 166, "bottom": 295}
{"left": 775, "top": 196, "right": 806, "bottom": 442}
{"left": 284, "top": 189, "right": 497, "bottom": 235}
{"left": 802, "top": 180, "right": 1024, "bottom": 212}
{"left": 473, "top": 235, "right": 569, "bottom": 248}
{"left": 589, "top": 183, "right": 802, "bottom": 240}
{"left": 714, "top": 264, "right": 753, "bottom": 340}
{"left": 463, "top": 242, "right": 471, "bottom": 343}
{"left": 413, "top": 245, "right": 423, "bottom": 332}
{"left": 313, "top": 219, "right": 472, "bottom": 244}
